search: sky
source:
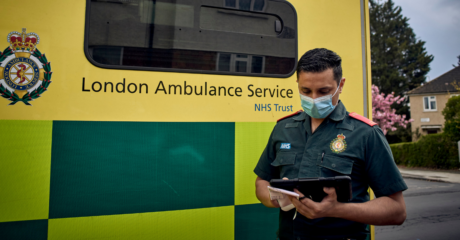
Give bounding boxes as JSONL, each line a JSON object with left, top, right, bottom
{"left": 392, "top": 0, "right": 460, "bottom": 81}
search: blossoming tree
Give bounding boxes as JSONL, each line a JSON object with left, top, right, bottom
{"left": 372, "top": 85, "right": 413, "bottom": 135}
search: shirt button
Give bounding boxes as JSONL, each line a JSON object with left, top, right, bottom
{"left": 331, "top": 164, "right": 336, "bottom": 168}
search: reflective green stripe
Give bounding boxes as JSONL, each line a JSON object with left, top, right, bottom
{"left": 0, "top": 219, "right": 48, "bottom": 240}
{"left": 235, "top": 203, "right": 279, "bottom": 240}
{"left": 50, "top": 121, "right": 235, "bottom": 218}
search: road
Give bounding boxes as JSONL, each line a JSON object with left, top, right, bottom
{"left": 376, "top": 178, "right": 460, "bottom": 240}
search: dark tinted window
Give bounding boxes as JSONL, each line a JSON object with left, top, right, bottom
{"left": 218, "top": 53, "right": 231, "bottom": 72}
{"left": 239, "top": 0, "right": 251, "bottom": 10}
{"left": 253, "top": 0, "right": 265, "bottom": 11}
{"left": 225, "top": 0, "right": 236, "bottom": 8}
{"left": 85, "top": 0, "right": 297, "bottom": 77}
{"left": 252, "top": 56, "right": 263, "bottom": 73}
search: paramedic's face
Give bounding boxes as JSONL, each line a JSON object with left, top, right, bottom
{"left": 296, "top": 68, "right": 345, "bottom": 104}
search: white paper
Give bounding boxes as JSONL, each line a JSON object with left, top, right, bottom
{"left": 267, "top": 186, "right": 299, "bottom": 211}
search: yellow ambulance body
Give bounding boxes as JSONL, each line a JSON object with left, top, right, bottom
{"left": 0, "top": 0, "right": 373, "bottom": 239}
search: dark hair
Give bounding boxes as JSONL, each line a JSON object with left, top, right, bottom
{"left": 296, "top": 48, "right": 342, "bottom": 85}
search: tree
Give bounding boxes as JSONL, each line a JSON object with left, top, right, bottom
{"left": 369, "top": 0, "right": 433, "bottom": 143}
{"left": 369, "top": 0, "right": 433, "bottom": 108}
{"left": 372, "top": 85, "right": 413, "bottom": 135}
{"left": 453, "top": 55, "right": 460, "bottom": 68}
{"left": 442, "top": 95, "right": 460, "bottom": 141}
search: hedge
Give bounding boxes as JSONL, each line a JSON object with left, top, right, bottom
{"left": 390, "top": 133, "right": 460, "bottom": 169}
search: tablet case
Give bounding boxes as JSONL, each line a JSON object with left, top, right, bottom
{"left": 269, "top": 176, "right": 352, "bottom": 202}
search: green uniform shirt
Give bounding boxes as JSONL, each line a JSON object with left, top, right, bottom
{"left": 254, "top": 101, "right": 407, "bottom": 239}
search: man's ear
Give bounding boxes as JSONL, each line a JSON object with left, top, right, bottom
{"left": 339, "top": 78, "right": 346, "bottom": 93}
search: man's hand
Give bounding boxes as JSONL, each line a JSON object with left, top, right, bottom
{"left": 288, "top": 187, "right": 340, "bottom": 219}
{"left": 255, "top": 176, "right": 280, "bottom": 208}
{"left": 270, "top": 198, "right": 281, "bottom": 208}
{"left": 289, "top": 187, "right": 406, "bottom": 225}
{"left": 256, "top": 177, "right": 292, "bottom": 208}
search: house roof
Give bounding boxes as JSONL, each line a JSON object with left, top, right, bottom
{"left": 408, "top": 66, "right": 460, "bottom": 95}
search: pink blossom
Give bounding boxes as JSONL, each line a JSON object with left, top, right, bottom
{"left": 371, "top": 85, "right": 413, "bottom": 135}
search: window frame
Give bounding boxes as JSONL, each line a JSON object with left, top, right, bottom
{"left": 83, "top": 0, "right": 297, "bottom": 78}
{"left": 423, "top": 96, "right": 437, "bottom": 112}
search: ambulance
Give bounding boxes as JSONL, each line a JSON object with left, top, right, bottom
{"left": 0, "top": 0, "right": 373, "bottom": 239}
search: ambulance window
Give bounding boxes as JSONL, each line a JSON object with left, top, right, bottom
{"left": 225, "top": 0, "right": 266, "bottom": 12}
{"left": 85, "top": 0, "right": 297, "bottom": 77}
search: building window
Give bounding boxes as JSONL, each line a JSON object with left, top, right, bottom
{"left": 224, "top": 0, "right": 266, "bottom": 12}
{"left": 217, "top": 53, "right": 265, "bottom": 73}
{"left": 423, "top": 96, "right": 437, "bottom": 111}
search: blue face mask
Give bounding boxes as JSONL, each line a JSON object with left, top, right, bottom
{"left": 299, "top": 80, "right": 341, "bottom": 119}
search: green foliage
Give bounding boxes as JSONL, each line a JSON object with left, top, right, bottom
{"left": 413, "top": 127, "right": 422, "bottom": 141}
{"left": 393, "top": 97, "right": 460, "bottom": 168}
{"left": 442, "top": 95, "right": 460, "bottom": 141}
{"left": 453, "top": 55, "right": 460, "bottom": 68}
{"left": 385, "top": 123, "right": 412, "bottom": 144}
{"left": 369, "top": 0, "right": 433, "bottom": 97}
{"left": 391, "top": 133, "right": 459, "bottom": 169}
{"left": 369, "top": 0, "right": 434, "bottom": 143}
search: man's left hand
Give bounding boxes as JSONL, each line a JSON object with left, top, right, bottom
{"left": 288, "top": 187, "right": 341, "bottom": 219}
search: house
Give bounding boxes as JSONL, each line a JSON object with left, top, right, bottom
{"left": 408, "top": 66, "right": 460, "bottom": 140}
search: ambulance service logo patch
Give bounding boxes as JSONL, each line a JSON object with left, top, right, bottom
{"left": 280, "top": 143, "right": 291, "bottom": 149}
{"left": 330, "top": 133, "right": 347, "bottom": 153}
{"left": 0, "top": 28, "right": 52, "bottom": 105}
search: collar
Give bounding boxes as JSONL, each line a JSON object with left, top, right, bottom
{"left": 293, "top": 111, "right": 307, "bottom": 121}
{"left": 328, "top": 100, "right": 347, "bottom": 122}
{"left": 294, "top": 100, "right": 347, "bottom": 122}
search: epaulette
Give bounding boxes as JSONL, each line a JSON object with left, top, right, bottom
{"left": 349, "top": 112, "right": 377, "bottom": 126}
{"left": 277, "top": 110, "right": 303, "bottom": 122}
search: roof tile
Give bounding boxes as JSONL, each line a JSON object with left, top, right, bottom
{"left": 408, "top": 66, "right": 460, "bottom": 95}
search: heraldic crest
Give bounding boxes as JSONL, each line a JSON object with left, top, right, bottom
{"left": 0, "top": 28, "right": 52, "bottom": 105}
{"left": 330, "top": 133, "right": 347, "bottom": 153}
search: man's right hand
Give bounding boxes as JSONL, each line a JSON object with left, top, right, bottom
{"left": 271, "top": 199, "right": 281, "bottom": 208}
{"left": 255, "top": 176, "right": 280, "bottom": 208}
{"left": 255, "top": 176, "right": 289, "bottom": 208}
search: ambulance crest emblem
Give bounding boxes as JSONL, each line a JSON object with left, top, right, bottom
{"left": 330, "top": 133, "right": 347, "bottom": 153}
{"left": 0, "top": 28, "right": 52, "bottom": 105}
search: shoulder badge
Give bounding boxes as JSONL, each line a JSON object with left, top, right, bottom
{"left": 0, "top": 28, "right": 52, "bottom": 105}
{"left": 349, "top": 112, "right": 377, "bottom": 126}
{"left": 277, "top": 110, "right": 303, "bottom": 122}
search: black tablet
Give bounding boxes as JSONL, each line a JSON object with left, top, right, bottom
{"left": 270, "top": 176, "right": 352, "bottom": 202}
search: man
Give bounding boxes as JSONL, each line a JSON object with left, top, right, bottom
{"left": 254, "top": 48, "right": 407, "bottom": 240}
